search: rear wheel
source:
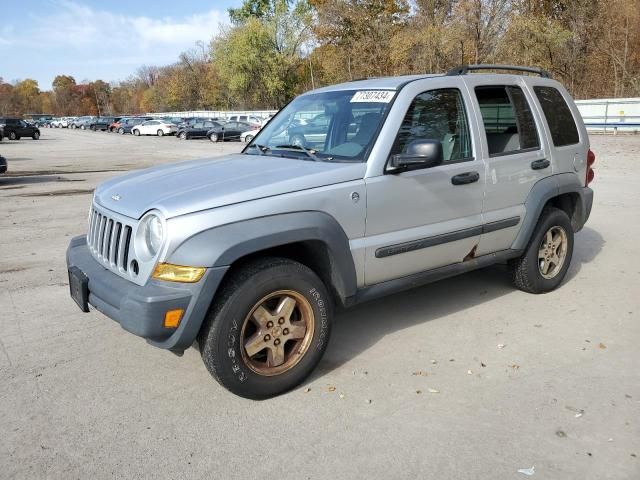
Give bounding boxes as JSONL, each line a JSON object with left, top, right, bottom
{"left": 198, "top": 257, "right": 333, "bottom": 399}
{"left": 80, "top": 125, "right": 86, "bottom": 130}
{"left": 245, "top": 134, "right": 254, "bottom": 143}
{"left": 178, "top": 131, "right": 187, "bottom": 140}
{"left": 118, "top": 127, "right": 124, "bottom": 135}
{"left": 133, "top": 129, "right": 140, "bottom": 136}
{"left": 157, "top": 129, "right": 164, "bottom": 137}
{"left": 509, "top": 207, "right": 574, "bottom": 294}
{"left": 9, "top": 132, "right": 17, "bottom": 140}
{"left": 32, "top": 131, "right": 40, "bottom": 140}
{"left": 209, "top": 132, "right": 218, "bottom": 142}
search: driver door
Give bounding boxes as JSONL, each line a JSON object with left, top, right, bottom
{"left": 363, "top": 87, "right": 485, "bottom": 285}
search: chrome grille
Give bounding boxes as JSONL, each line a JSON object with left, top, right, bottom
{"left": 87, "top": 205, "right": 134, "bottom": 274}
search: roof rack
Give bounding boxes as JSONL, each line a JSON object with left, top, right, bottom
{"left": 446, "top": 64, "right": 551, "bottom": 79}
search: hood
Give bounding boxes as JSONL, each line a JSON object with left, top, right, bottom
{"left": 95, "top": 154, "right": 366, "bottom": 219}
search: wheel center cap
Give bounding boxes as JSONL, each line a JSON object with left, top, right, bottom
{"left": 271, "top": 326, "right": 282, "bottom": 338}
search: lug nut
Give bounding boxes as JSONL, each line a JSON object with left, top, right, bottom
{"left": 278, "top": 317, "right": 285, "bottom": 324}
{"left": 274, "top": 339, "right": 281, "bottom": 345}
{"left": 267, "top": 321, "right": 274, "bottom": 328}
{"left": 283, "top": 328, "right": 289, "bottom": 335}
{"left": 264, "top": 334, "right": 271, "bottom": 341}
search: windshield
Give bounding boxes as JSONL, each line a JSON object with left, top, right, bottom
{"left": 246, "top": 89, "right": 395, "bottom": 162}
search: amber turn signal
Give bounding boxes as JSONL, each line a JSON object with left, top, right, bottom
{"left": 164, "top": 309, "right": 184, "bottom": 328}
{"left": 152, "top": 263, "right": 205, "bottom": 283}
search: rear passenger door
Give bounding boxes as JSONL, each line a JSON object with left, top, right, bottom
{"left": 463, "top": 78, "right": 549, "bottom": 255}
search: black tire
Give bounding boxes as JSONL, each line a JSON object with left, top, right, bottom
{"left": 118, "top": 127, "right": 125, "bottom": 135}
{"left": 157, "top": 129, "right": 164, "bottom": 137}
{"left": 245, "top": 134, "right": 254, "bottom": 143}
{"left": 178, "top": 131, "right": 187, "bottom": 140}
{"left": 32, "top": 131, "right": 40, "bottom": 140}
{"left": 509, "top": 207, "right": 574, "bottom": 294}
{"left": 198, "top": 257, "right": 333, "bottom": 399}
{"left": 9, "top": 131, "right": 17, "bottom": 140}
{"left": 133, "top": 129, "right": 140, "bottom": 136}
{"left": 208, "top": 132, "right": 218, "bottom": 142}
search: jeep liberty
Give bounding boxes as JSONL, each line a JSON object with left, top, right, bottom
{"left": 67, "top": 65, "right": 595, "bottom": 399}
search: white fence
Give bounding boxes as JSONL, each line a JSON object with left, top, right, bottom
{"left": 575, "top": 98, "right": 640, "bottom": 134}
{"left": 145, "top": 99, "right": 640, "bottom": 134}
{"left": 145, "top": 110, "right": 278, "bottom": 120}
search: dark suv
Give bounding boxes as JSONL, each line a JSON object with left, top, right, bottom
{"left": 90, "top": 117, "right": 119, "bottom": 131}
{"left": 0, "top": 118, "right": 40, "bottom": 140}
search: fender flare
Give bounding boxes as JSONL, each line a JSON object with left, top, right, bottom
{"left": 167, "top": 211, "right": 358, "bottom": 302}
{"left": 512, "top": 173, "right": 592, "bottom": 251}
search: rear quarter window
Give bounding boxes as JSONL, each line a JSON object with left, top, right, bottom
{"left": 534, "top": 86, "right": 579, "bottom": 147}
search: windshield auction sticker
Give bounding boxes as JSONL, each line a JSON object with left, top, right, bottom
{"left": 350, "top": 90, "right": 395, "bottom": 103}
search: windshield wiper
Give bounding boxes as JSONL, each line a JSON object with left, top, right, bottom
{"left": 249, "top": 143, "right": 270, "bottom": 155}
{"left": 274, "top": 144, "right": 329, "bottom": 162}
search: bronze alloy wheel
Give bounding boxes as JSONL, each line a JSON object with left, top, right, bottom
{"left": 538, "top": 226, "right": 568, "bottom": 279}
{"left": 240, "top": 290, "right": 315, "bottom": 376}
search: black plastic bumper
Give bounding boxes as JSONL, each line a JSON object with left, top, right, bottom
{"left": 66, "top": 236, "right": 228, "bottom": 354}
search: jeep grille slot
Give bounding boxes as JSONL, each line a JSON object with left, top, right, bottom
{"left": 87, "top": 206, "right": 135, "bottom": 274}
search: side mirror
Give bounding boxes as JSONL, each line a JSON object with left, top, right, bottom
{"left": 388, "top": 139, "right": 443, "bottom": 172}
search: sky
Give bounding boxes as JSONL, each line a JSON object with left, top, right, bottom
{"left": 1, "top": 0, "right": 240, "bottom": 90}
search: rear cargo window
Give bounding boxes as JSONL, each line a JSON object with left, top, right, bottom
{"left": 475, "top": 86, "right": 540, "bottom": 156}
{"left": 534, "top": 86, "right": 579, "bottom": 146}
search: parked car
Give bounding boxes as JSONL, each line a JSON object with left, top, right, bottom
{"left": 241, "top": 128, "right": 261, "bottom": 143}
{"left": 90, "top": 117, "right": 119, "bottom": 131}
{"left": 33, "top": 118, "right": 53, "bottom": 128}
{"left": 0, "top": 154, "right": 6, "bottom": 174}
{"left": 116, "top": 117, "right": 152, "bottom": 134}
{"left": 207, "top": 121, "right": 253, "bottom": 142}
{"left": 131, "top": 119, "right": 178, "bottom": 137}
{"left": 227, "top": 114, "right": 263, "bottom": 129}
{"left": 177, "top": 120, "right": 223, "bottom": 140}
{"left": 0, "top": 118, "right": 40, "bottom": 140}
{"left": 51, "top": 117, "right": 69, "bottom": 128}
{"left": 66, "top": 64, "right": 595, "bottom": 399}
{"left": 71, "top": 116, "right": 96, "bottom": 129}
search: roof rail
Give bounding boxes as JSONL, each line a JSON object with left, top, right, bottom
{"left": 446, "top": 64, "right": 551, "bottom": 79}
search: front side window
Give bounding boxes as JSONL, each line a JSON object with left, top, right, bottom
{"left": 475, "top": 86, "right": 540, "bottom": 156}
{"left": 534, "top": 86, "right": 579, "bottom": 147}
{"left": 391, "top": 88, "right": 472, "bottom": 163}
{"left": 249, "top": 89, "right": 394, "bottom": 162}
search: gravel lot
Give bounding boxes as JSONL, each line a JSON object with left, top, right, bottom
{"left": 0, "top": 128, "right": 638, "bottom": 479}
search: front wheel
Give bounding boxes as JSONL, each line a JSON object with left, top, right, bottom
{"left": 208, "top": 133, "right": 218, "bottom": 142}
{"left": 80, "top": 125, "right": 86, "bottom": 130}
{"left": 509, "top": 207, "right": 574, "bottom": 294}
{"left": 9, "top": 132, "right": 17, "bottom": 140}
{"left": 157, "top": 129, "right": 164, "bottom": 137}
{"left": 198, "top": 257, "right": 332, "bottom": 399}
{"left": 32, "top": 131, "right": 40, "bottom": 140}
{"left": 133, "top": 129, "right": 140, "bottom": 136}
{"left": 178, "top": 131, "right": 187, "bottom": 140}
{"left": 245, "top": 134, "right": 254, "bottom": 143}
{"left": 118, "top": 128, "right": 124, "bottom": 135}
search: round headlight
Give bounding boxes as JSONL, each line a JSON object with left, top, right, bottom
{"left": 141, "top": 213, "right": 164, "bottom": 257}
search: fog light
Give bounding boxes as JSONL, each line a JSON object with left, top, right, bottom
{"left": 152, "top": 263, "right": 205, "bottom": 283}
{"left": 164, "top": 309, "right": 184, "bottom": 328}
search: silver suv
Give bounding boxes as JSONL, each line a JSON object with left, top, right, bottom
{"left": 67, "top": 65, "right": 595, "bottom": 399}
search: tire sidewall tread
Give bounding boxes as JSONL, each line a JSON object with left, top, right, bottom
{"left": 198, "top": 257, "right": 332, "bottom": 399}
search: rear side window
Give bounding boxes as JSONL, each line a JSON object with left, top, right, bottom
{"left": 534, "top": 86, "right": 579, "bottom": 146}
{"left": 475, "top": 86, "right": 540, "bottom": 156}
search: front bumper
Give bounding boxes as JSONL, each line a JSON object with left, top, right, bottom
{"left": 66, "top": 236, "right": 228, "bottom": 353}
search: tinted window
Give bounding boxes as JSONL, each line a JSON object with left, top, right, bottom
{"left": 391, "top": 88, "right": 472, "bottom": 162}
{"left": 534, "top": 86, "right": 579, "bottom": 146}
{"left": 475, "top": 86, "right": 540, "bottom": 155}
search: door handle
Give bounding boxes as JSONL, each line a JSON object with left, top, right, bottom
{"left": 451, "top": 171, "right": 480, "bottom": 185}
{"left": 531, "top": 159, "right": 550, "bottom": 170}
